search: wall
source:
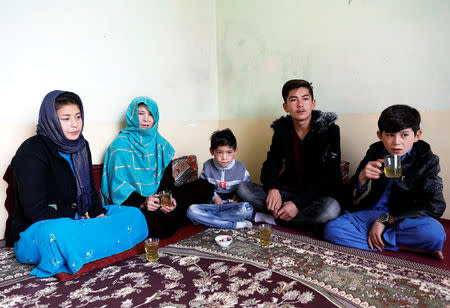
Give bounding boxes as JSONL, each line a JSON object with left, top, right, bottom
{"left": 0, "top": 0, "right": 218, "bottom": 239}
{"left": 216, "top": 0, "right": 449, "bottom": 119}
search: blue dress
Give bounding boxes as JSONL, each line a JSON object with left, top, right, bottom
{"left": 14, "top": 152, "right": 148, "bottom": 278}
{"left": 15, "top": 205, "right": 147, "bottom": 278}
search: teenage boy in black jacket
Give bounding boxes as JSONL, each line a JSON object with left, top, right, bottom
{"left": 324, "top": 105, "right": 446, "bottom": 260}
{"left": 238, "top": 79, "right": 342, "bottom": 235}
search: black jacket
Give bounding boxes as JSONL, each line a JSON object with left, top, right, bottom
{"left": 11, "top": 135, "right": 106, "bottom": 242}
{"left": 347, "top": 140, "right": 446, "bottom": 221}
{"left": 261, "top": 110, "right": 342, "bottom": 207}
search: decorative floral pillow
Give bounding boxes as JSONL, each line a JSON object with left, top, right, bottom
{"left": 172, "top": 155, "right": 198, "bottom": 187}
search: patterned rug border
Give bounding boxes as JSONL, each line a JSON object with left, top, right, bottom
{"left": 0, "top": 275, "right": 33, "bottom": 288}
{"left": 269, "top": 229, "right": 450, "bottom": 277}
{"left": 160, "top": 248, "right": 349, "bottom": 308}
{"left": 2, "top": 230, "right": 447, "bottom": 277}
{"left": 166, "top": 232, "right": 377, "bottom": 308}
{"left": 166, "top": 228, "right": 449, "bottom": 308}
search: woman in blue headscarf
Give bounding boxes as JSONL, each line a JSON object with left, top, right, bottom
{"left": 102, "top": 97, "right": 213, "bottom": 238}
{"left": 11, "top": 91, "right": 148, "bottom": 278}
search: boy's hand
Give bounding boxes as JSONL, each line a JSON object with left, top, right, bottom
{"left": 160, "top": 197, "right": 177, "bottom": 213}
{"left": 213, "top": 195, "right": 224, "bottom": 204}
{"left": 143, "top": 194, "right": 161, "bottom": 211}
{"left": 266, "top": 188, "right": 282, "bottom": 213}
{"left": 368, "top": 220, "right": 386, "bottom": 251}
{"left": 274, "top": 201, "right": 298, "bottom": 221}
{"left": 359, "top": 160, "right": 383, "bottom": 186}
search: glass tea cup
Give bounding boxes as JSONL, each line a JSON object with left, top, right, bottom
{"left": 259, "top": 224, "right": 272, "bottom": 246}
{"left": 144, "top": 238, "right": 159, "bottom": 262}
{"left": 383, "top": 155, "right": 402, "bottom": 178}
{"left": 159, "top": 190, "right": 172, "bottom": 207}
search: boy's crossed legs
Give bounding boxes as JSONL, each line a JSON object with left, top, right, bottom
{"left": 324, "top": 210, "right": 446, "bottom": 260}
{"left": 237, "top": 182, "right": 340, "bottom": 236}
{"left": 187, "top": 202, "right": 253, "bottom": 229}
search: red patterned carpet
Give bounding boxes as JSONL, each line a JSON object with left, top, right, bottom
{"left": 165, "top": 227, "right": 450, "bottom": 307}
{"left": 0, "top": 251, "right": 338, "bottom": 307}
{"left": 0, "top": 222, "right": 448, "bottom": 307}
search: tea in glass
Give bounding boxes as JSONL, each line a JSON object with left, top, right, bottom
{"left": 259, "top": 224, "right": 272, "bottom": 246}
{"left": 145, "top": 238, "right": 159, "bottom": 262}
{"left": 159, "top": 190, "right": 172, "bottom": 207}
{"left": 384, "top": 155, "right": 401, "bottom": 178}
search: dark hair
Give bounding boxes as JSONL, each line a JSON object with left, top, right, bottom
{"left": 282, "top": 79, "right": 314, "bottom": 102}
{"left": 54, "top": 91, "right": 82, "bottom": 111}
{"left": 210, "top": 128, "right": 237, "bottom": 150}
{"left": 138, "top": 102, "right": 152, "bottom": 114}
{"left": 378, "top": 104, "right": 421, "bottom": 135}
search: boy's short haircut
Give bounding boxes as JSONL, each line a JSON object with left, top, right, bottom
{"left": 210, "top": 128, "right": 237, "bottom": 150}
{"left": 378, "top": 104, "right": 421, "bottom": 135}
{"left": 55, "top": 91, "right": 82, "bottom": 111}
{"left": 282, "top": 79, "right": 314, "bottom": 102}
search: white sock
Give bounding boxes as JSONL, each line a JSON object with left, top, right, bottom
{"left": 254, "top": 212, "right": 276, "bottom": 225}
{"left": 235, "top": 220, "right": 253, "bottom": 229}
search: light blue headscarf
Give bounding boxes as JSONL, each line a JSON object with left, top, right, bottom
{"left": 101, "top": 97, "right": 175, "bottom": 205}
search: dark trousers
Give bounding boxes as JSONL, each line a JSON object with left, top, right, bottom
{"left": 237, "top": 181, "right": 340, "bottom": 237}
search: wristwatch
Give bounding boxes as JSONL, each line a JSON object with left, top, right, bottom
{"left": 378, "top": 213, "right": 394, "bottom": 227}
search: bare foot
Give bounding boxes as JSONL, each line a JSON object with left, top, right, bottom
{"left": 432, "top": 251, "right": 444, "bottom": 260}
{"left": 399, "top": 246, "right": 444, "bottom": 260}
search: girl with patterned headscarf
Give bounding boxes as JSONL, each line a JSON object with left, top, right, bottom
{"left": 102, "top": 96, "right": 214, "bottom": 238}
{"left": 11, "top": 90, "right": 148, "bottom": 278}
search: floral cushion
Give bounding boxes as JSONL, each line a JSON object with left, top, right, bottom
{"left": 172, "top": 155, "right": 198, "bottom": 187}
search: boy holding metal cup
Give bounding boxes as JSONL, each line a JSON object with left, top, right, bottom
{"left": 324, "top": 105, "right": 446, "bottom": 260}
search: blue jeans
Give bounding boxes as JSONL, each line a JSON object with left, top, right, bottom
{"left": 187, "top": 202, "right": 253, "bottom": 229}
